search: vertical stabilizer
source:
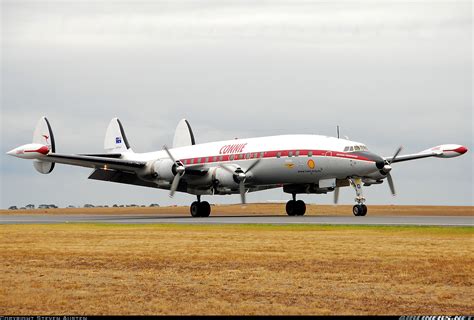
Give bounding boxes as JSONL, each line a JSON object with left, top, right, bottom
{"left": 32, "top": 116, "right": 55, "bottom": 174}
{"left": 104, "top": 118, "right": 132, "bottom": 153}
{"left": 172, "top": 119, "right": 196, "bottom": 148}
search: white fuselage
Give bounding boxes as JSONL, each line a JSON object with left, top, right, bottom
{"left": 123, "top": 134, "right": 381, "bottom": 194}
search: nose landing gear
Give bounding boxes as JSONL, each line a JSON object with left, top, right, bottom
{"left": 352, "top": 204, "right": 367, "bottom": 216}
{"left": 286, "top": 194, "right": 306, "bottom": 216}
{"left": 190, "top": 195, "right": 211, "bottom": 217}
{"left": 350, "top": 178, "right": 367, "bottom": 216}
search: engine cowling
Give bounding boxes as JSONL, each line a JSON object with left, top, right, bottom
{"left": 152, "top": 159, "right": 175, "bottom": 181}
{"left": 213, "top": 167, "right": 239, "bottom": 189}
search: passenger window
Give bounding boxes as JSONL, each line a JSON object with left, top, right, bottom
{"left": 230, "top": 154, "right": 234, "bottom": 161}
{"left": 239, "top": 154, "right": 244, "bottom": 159}
{"left": 277, "top": 152, "right": 281, "bottom": 158}
{"left": 295, "top": 151, "right": 300, "bottom": 157}
{"left": 260, "top": 152, "right": 264, "bottom": 158}
{"left": 246, "top": 153, "right": 250, "bottom": 159}
{"left": 219, "top": 156, "right": 223, "bottom": 161}
{"left": 205, "top": 157, "right": 209, "bottom": 163}
{"left": 308, "top": 151, "right": 313, "bottom": 157}
{"left": 288, "top": 151, "right": 293, "bottom": 157}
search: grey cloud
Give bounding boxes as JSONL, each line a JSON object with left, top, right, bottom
{"left": 1, "top": 0, "right": 472, "bottom": 208}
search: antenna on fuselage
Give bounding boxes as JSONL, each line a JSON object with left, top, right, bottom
{"left": 337, "top": 125, "right": 340, "bottom": 139}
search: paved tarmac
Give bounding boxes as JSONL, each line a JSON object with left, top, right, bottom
{"left": 0, "top": 214, "right": 472, "bottom": 226}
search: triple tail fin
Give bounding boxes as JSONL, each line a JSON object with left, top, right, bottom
{"left": 32, "top": 116, "right": 55, "bottom": 174}
{"left": 104, "top": 118, "right": 132, "bottom": 153}
{"left": 172, "top": 119, "right": 196, "bottom": 148}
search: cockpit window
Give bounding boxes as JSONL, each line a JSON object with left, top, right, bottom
{"left": 344, "top": 146, "right": 350, "bottom": 152}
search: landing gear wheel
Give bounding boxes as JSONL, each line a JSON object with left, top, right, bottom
{"left": 190, "top": 201, "right": 200, "bottom": 217}
{"left": 190, "top": 201, "right": 211, "bottom": 217}
{"left": 286, "top": 200, "right": 297, "bottom": 216}
{"left": 295, "top": 200, "right": 306, "bottom": 216}
{"left": 353, "top": 204, "right": 365, "bottom": 216}
{"left": 286, "top": 200, "right": 306, "bottom": 216}
{"left": 199, "top": 201, "right": 211, "bottom": 217}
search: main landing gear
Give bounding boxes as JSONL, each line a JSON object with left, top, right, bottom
{"left": 190, "top": 195, "right": 211, "bottom": 217}
{"left": 286, "top": 194, "right": 306, "bottom": 216}
{"left": 350, "top": 178, "right": 367, "bottom": 216}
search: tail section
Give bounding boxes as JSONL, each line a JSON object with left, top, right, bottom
{"left": 104, "top": 118, "right": 132, "bottom": 153}
{"left": 172, "top": 119, "right": 196, "bottom": 148}
{"left": 32, "top": 116, "right": 55, "bottom": 174}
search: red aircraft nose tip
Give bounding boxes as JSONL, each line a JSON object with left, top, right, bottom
{"left": 454, "top": 146, "right": 468, "bottom": 154}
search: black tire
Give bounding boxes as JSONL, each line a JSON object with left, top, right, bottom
{"left": 286, "top": 200, "right": 297, "bottom": 216}
{"left": 190, "top": 201, "right": 200, "bottom": 217}
{"left": 361, "top": 204, "right": 368, "bottom": 216}
{"left": 295, "top": 200, "right": 306, "bottom": 216}
{"left": 353, "top": 205, "right": 362, "bottom": 216}
{"left": 199, "top": 201, "right": 211, "bottom": 217}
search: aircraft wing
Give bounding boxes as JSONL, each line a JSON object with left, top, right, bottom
{"left": 384, "top": 152, "right": 436, "bottom": 164}
{"left": 384, "top": 145, "right": 467, "bottom": 164}
{"left": 44, "top": 153, "right": 147, "bottom": 172}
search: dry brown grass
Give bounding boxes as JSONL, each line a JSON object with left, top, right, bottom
{"left": 0, "top": 224, "right": 472, "bottom": 315}
{"left": 1, "top": 204, "right": 472, "bottom": 216}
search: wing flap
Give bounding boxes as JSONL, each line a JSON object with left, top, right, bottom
{"left": 88, "top": 169, "right": 157, "bottom": 188}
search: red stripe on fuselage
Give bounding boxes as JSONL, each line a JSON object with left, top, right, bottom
{"left": 179, "top": 149, "right": 373, "bottom": 165}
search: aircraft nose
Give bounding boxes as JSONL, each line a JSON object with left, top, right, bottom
{"left": 6, "top": 148, "right": 17, "bottom": 156}
{"left": 364, "top": 151, "right": 385, "bottom": 169}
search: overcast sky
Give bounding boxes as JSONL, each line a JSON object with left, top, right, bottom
{"left": 1, "top": 0, "right": 472, "bottom": 208}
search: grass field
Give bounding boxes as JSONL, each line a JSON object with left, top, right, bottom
{"left": 1, "top": 203, "right": 473, "bottom": 216}
{"left": 1, "top": 223, "right": 472, "bottom": 315}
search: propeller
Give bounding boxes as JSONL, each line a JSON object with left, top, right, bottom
{"left": 219, "top": 159, "right": 261, "bottom": 204}
{"left": 382, "top": 146, "right": 403, "bottom": 196}
{"left": 163, "top": 145, "right": 186, "bottom": 198}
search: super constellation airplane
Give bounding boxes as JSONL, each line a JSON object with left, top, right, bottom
{"left": 7, "top": 117, "right": 468, "bottom": 217}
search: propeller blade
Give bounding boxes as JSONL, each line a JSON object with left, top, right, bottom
{"left": 239, "top": 181, "right": 246, "bottom": 204}
{"left": 387, "top": 172, "right": 396, "bottom": 196}
{"left": 388, "top": 146, "right": 403, "bottom": 165}
{"left": 169, "top": 172, "right": 182, "bottom": 198}
{"left": 163, "top": 145, "right": 177, "bottom": 163}
{"left": 244, "top": 159, "right": 261, "bottom": 173}
{"left": 334, "top": 187, "right": 340, "bottom": 205}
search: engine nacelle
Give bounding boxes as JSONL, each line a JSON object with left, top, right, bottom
{"left": 152, "top": 159, "right": 175, "bottom": 181}
{"left": 362, "top": 178, "right": 384, "bottom": 186}
{"left": 364, "top": 171, "right": 387, "bottom": 181}
{"left": 213, "top": 167, "right": 239, "bottom": 189}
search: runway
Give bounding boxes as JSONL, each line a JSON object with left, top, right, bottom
{"left": 0, "top": 214, "right": 472, "bottom": 226}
